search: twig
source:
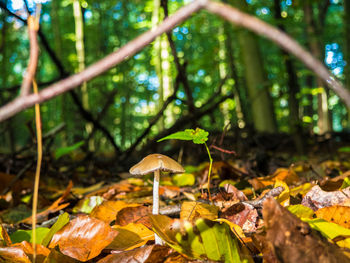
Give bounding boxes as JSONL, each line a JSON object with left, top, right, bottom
{"left": 210, "top": 145, "right": 236, "bottom": 155}
{"left": 20, "top": 10, "right": 40, "bottom": 97}
{"left": 0, "top": 0, "right": 206, "bottom": 122}
{"left": 243, "top": 186, "right": 284, "bottom": 208}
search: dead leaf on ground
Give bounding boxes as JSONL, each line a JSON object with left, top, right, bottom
{"left": 21, "top": 181, "right": 73, "bottom": 224}
{"left": 315, "top": 205, "right": 350, "bottom": 228}
{"left": 108, "top": 223, "right": 154, "bottom": 251}
{"left": 180, "top": 201, "right": 219, "bottom": 222}
{"left": 115, "top": 205, "right": 152, "bottom": 228}
{"left": 49, "top": 215, "right": 118, "bottom": 262}
{"left": 263, "top": 198, "right": 349, "bottom": 263}
{"left": 248, "top": 168, "right": 299, "bottom": 191}
{"left": 97, "top": 245, "right": 171, "bottom": 263}
{"left": 301, "top": 185, "right": 350, "bottom": 211}
{"left": 220, "top": 203, "right": 258, "bottom": 232}
{"left": 0, "top": 246, "right": 31, "bottom": 263}
{"left": 44, "top": 248, "right": 79, "bottom": 263}
{"left": 90, "top": 200, "right": 140, "bottom": 224}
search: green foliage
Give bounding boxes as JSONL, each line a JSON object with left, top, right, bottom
{"left": 172, "top": 173, "right": 195, "bottom": 187}
{"left": 41, "top": 212, "right": 70, "bottom": 246}
{"left": 150, "top": 215, "right": 251, "bottom": 262}
{"left": 54, "top": 141, "right": 85, "bottom": 159}
{"left": 157, "top": 128, "right": 208, "bottom": 144}
{"left": 10, "top": 227, "right": 50, "bottom": 244}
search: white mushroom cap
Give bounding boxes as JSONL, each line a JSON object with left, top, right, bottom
{"left": 129, "top": 153, "right": 185, "bottom": 175}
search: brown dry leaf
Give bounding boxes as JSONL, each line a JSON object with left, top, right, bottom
{"left": 248, "top": 168, "right": 299, "bottom": 190}
{"left": 108, "top": 223, "right": 154, "bottom": 251}
{"left": 14, "top": 241, "right": 50, "bottom": 263}
{"left": 0, "top": 246, "right": 31, "bottom": 263}
{"left": 263, "top": 198, "right": 349, "bottom": 263}
{"left": 180, "top": 201, "right": 219, "bottom": 222}
{"left": 315, "top": 205, "right": 350, "bottom": 228}
{"left": 115, "top": 205, "right": 152, "bottom": 228}
{"left": 90, "top": 200, "right": 140, "bottom": 224}
{"left": 252, "top": 234, "right": 279, "bottom": 263}
{"left": 49, "top": 215, "right": 118, "bottom": 262}
{"left": 97, "top": 245, "right": 171, "bottom": 263}
{"left": 220, "top": 203, "right": 258, "bottom": 232}
{"left": 1, "top": 223, "right": 12, "bottom": 246}
{"left": 22, "top": 181, "right": 73, "bottom": 224}
{"left": 320, "top": 171, "right": 350, "bottom": 191}
{"left": 44, "top": 248, "right": 79, "bottom": 263}
{"left": 301, "top": 185, "right": 350, "bottom": 211}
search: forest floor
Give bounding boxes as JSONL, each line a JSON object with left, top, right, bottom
{"left": 0, "top": 132, "right": 350, "bottom": 262}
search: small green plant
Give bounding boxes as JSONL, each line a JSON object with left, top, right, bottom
{"left": 158, "top": 128, "right": 213, "bottom": 201}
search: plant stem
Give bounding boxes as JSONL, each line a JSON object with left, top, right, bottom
{"left": 204, "top": 142, "right": 213, "bottom": 202}
{"left": 153, "top": 170, "right": 163, "bottom": 244}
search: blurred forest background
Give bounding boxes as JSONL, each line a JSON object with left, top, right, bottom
{"left": 0, "top": 0, "right": 349, "bottom": 170}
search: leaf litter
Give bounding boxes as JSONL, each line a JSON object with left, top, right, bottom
{"left": 1, "top": 145, "right": 350, "bottom": 262}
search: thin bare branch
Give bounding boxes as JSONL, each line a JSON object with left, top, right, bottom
{"left": 204, "top": 1, "right": 350, "bottom": 108}
{"left": 0, "top": 0, "right": 206, "bottom": 122}
{"left": 20, "top": 6, "right": 41, "bottom": 97}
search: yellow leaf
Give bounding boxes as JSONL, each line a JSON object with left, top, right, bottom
{"left": 180, "top": 201, "right": 218, "bottom": 222}
{"left": 290, "top": 183, "right": 314, "bottom": 197}
{"left": 315, "top": 206, "right": 350, "bottom": 229}
{"left": 90, "top": 201, "right": 140, "bottom": 223}
{"left": 274, "top": 180, "right": 290, "bottom": 206}
{"left": 109, "top": 223, "right": 154, "bottom": 251}
{"left": 287, "top": 204, "right": 314, "bottom": 219}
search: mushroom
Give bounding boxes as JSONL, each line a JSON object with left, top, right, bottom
{"left": 129, "top": 153, "right": 185, "bottom": 244}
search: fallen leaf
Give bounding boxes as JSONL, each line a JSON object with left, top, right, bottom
{"left": 301, "top": 185, "right": 350, "bottom": 210}
{"left": 108, "top": 223, "right": 154, "bottom": 251}
{"left": 149, "top": 214, "right": 253, "bottom": 262}
{"left": 263, "top": 198, "right": 349, "bottom": 263}
{"left": 315, "top": 205, "right": 350, "bottom": 228}
{"left": 0, "top": 246, "right": 31, "bottom": 263}
{"left": 220, "top": 203, "right": 258, "bottom": 232}
{"left": 49, "top": 215, "right": 118, "bottom": 262}
{"left": 72, "top": 196, "right": 104, "bottom": 214}
{"left": 302, "top": 218, "right": 350, "bottom": 250}
{"left": 290, "top": 183, "right": 314, "bottom": 197}
{"left": 10, "top": 228, "right": 50, "bottom": 244}
{"left": 97, "top": 245, "right": 171, "bottom": 263}
{"left": 90, "top": 200, "right": 140, "bottom": 224}
{"left": 41, "top": 212, "right": 70, "bottom": 247}
{"left": 44, "top": 248, "right": 79, "bottom": 263}
{"left": 115, "top": 205, "right": 152, "bottom": 228}
{"left": 287, "top": 204, "right": 314, "bottom": 219}
{"left": 21, "top": 181, "right": 73, "bottom": 224}
{"left": 274, "top": 180, "right": 290, "bottom": 206}
{"left": 248, "top": 168, "right": 299, "bottom": 190}
{"left": 180, "top": 201, "right": 218, "bottom": 222}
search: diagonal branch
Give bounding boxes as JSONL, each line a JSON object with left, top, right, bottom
{"left": 204, "top": 1, "right": 350, "bottom": 108}
{"left": 0, "top": 0, "right": 206, "bottom": 122}
{"left": 1, "top": 0, "right": 349, "bottom": 123}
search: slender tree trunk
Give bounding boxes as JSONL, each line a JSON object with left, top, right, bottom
{"left": 231, "top": 0, "right": 277, "bottom": 133}
{"left": 344, "top": 0, "right": 350, "bottom": 125}
{"left": 73, "top": 0, "right": 94, "bottom": 150}
{"left": 273, "top": 0, "right": 303, "bottom": 153}
{"left": 304, "top": 0, "right": 331, "bottom": 134}
{"left": 224, "top": 22, "right": 250, "bottom": 129}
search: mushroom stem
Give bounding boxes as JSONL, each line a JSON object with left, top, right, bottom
{"left": 152, "top": 170, "right": 163, "bottom": 245}
{"left": 153, "top": 170, "right": 160, "bottom": 215}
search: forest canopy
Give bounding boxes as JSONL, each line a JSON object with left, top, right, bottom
{"left": 0, "top": 0, "right": 349, "bottom": 163}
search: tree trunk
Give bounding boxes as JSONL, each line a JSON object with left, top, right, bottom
{"left": 273, "top": 0, "right": 304, "bottom": 153}
{"left": 73, "top": 0, "right": 94, "bottom": 150}
{"left": 304, "top": 0, "right": 331, "bottom": 134}
{"left": 231, "top": 0, "right": 277, "bottom": 133}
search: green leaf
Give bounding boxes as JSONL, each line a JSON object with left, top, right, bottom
{"left": 341, "top": 177, "right": 350, "bottom": 189}
{"left": 302, "top": 218, "right": 350, "bottom": 249}
{"left": 149, "top": 215, "right": 252, "bottom": 263}
{"left": 287, "top": 204, "right": 314, "bottom": 219}
{"left": 41, "top": 212, "right": 70, "bottom": 247}
{"left": 10, "top": 227, "right": 50, "bottom": 244}
{"left": 338, "top": 146, "right": 350, "bottom": 153}
{"left": 172, "top": 173, "right": 195, "bottom": 187}
{"left": 157, "top": 128, "right": 208, "bottom": 144}
{"left": 54, "top": 141, "right": 85, "bottom": 159}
